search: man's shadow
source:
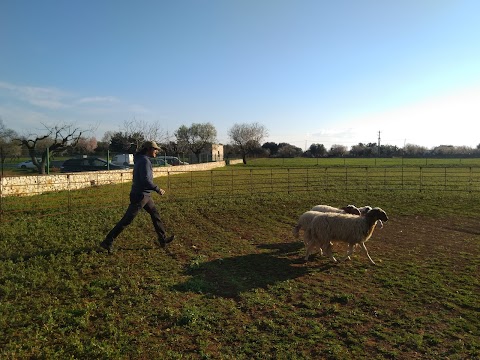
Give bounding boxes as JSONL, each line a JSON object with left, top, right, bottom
{"left": 172, "top": 241, "right": 332, "bottom": 298}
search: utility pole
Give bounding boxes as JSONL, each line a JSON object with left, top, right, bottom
{"left": 377, "top": 131, "right": 381, "bottom": 155}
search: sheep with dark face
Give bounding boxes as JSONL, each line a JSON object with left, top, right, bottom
{"left": 357, "top": 206, "right": 384, "bottom": 228}
{"left": 304, "top": 207, "right": 388, "bottom": 265}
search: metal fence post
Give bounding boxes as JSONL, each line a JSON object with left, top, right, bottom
{"left": 211, "top": 170, "right": 214, "bottom": 195}
{"left": 420, "top": 167, "right": 423, "bottom": 192}
{"left": 365, "top": 167, "right": 368, "bottom": 192}
{"left": 270, "top": 169, "right": 273, "bottom": 193}
{"left": 250, "top": 169, "right": 253, "bottom": 195}
{"left": 288, "top": 168, "right": 290, "bottom": 194}
{"left": 306, "top": 168, "right": 309, "bottom": 192}
{"left": 67, "top": 174, "right": 71, "bottom": 213}
{"left": 444, "top": 167, "right": 447, "bottom": 190}
{"left": 345, "top": 167, "right": 348, "bottom": 191}
{"left": 469, "top": 167, "right": 472, "bottom": 193}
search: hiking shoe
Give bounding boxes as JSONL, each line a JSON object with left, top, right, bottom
{"left": 100, "top": 239, "right": 114, "bottom": 254}
{"left": 157, "top": 235, "right": 175, "bottom": 248}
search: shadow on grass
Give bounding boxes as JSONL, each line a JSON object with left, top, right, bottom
{"left": 173, "top": 241, "right": 331, "bottom": 298}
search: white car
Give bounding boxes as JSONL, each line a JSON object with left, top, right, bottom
{"left": 17, "top": 160, "right": 39, "bottom": 169}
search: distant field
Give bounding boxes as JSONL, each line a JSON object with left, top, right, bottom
{"left": 0, "top": 159, "right": 479, "bottom": 359}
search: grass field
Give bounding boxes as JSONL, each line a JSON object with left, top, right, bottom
{"left": 1, "top": 160, "right": 479, "bottom": 359}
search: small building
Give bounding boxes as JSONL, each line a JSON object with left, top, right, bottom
{"left": 195, "top": 144, "right": 224, "bottom": 163}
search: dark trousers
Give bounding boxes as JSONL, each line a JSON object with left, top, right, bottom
{"left": 105, "top": 193, "right": 166, "bottom": 243}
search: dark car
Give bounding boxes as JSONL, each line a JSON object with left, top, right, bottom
{"left": 149, "top": 157, "right": 171, "bottom": 167}
{"left": 159, "top": 156, "right": 189, "bottom": 166}
{"left": 60, "top": 157, "right": 129, "bottom": 173}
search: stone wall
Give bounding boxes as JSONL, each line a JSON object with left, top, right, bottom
{"left": 0, "top": 159, "right": 243, "bottom": 197}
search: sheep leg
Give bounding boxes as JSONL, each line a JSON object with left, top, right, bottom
{"left": 342, "top": 244, "right": 355, "bottom": 261}
{"left": 293, "top": 224, "right": 301, "bottom": 238}
{"left": 323, "top": 242, "right": 337, "bottom": 263}
{"left": 304, "top": 236, "right": 314, "bottom": 261}
{"left": 304, "top": 241, "right": 316, "bottom": 261}
{"left": 305, "top": 235, "right": 323, "bottom": 256}
{"left": 360, "top": 242, "right": 376, "bottom": 265}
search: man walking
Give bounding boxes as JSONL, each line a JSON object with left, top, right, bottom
{"left": 100, "top": 141, "right": 174, "bottom": 253}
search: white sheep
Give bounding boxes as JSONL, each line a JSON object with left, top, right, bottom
{"left": 304, "top": 207, "right": 389, "bottom": 265}
{"left": 311, "top": 204, "right": 361, "bottom": 216}
{"left": 293, "top": 205, "right": 361, "bottom": 255}
{"left": 293, "top": 205, "right": 360, "bottom": 241}
{"left": 292, "top": 211, "right": 329, "bottom": 255}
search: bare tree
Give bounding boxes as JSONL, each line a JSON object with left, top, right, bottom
{"left": 175, "top": 123, "right": 217, "bottom": 162}
{"left": 122, "top": 118, "right": 168, "bottom": 150}
{"left": 17, "top": 123, "right": 86, "bottom": 174}
{"left": 228, "top": 122, "right": 268, "bottom": 164}
{"left": 101, "top": 131, "right": 115, "bottom": 144}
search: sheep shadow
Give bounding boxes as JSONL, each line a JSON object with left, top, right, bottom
{"left": 173, "top": 242, "right": 310, "bottom": 298}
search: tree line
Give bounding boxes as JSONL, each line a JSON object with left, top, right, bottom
{"left": 0, "top": 118, "right": 269, "bottom": 174}
{"left": 1, "top": 117, "right": 479, "bottom": 175}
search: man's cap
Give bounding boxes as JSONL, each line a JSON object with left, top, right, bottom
{"left": 142, "top": 141, "right": 160, "bottom": 150}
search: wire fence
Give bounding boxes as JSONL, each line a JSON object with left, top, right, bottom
{"left": 166, "top": 166, "right": 480, "bottom": 196}
{"left": 2, "top": 166, "right": 480, "bottom": 223}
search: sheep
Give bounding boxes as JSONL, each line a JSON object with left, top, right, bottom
{"left": 357, "top": 206, "right": 372, "bottom": 215}
{"left": 293, "top": 204, "right": 360, "bottom": 241}
{"left": 311, "top": 204, "right": 361, "bottom": 216}
{"left": 292, "top": 205, "right": 361, "bottom": 256}
{"left": 304, "top": 207, "right": 388, "bottom": 265}
{"left": 292, "top": 211, "right": 328, "bottom": 256}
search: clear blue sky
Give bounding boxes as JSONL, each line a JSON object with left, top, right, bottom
{"left": 1, "top": 0, "right": 479, "bottom": 150}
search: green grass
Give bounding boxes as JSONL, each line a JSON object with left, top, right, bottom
{"left": 1, "top": 161, "right": 479, "bottom": 359}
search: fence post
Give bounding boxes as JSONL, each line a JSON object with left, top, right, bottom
{"left": 345, "top": 167, "right": 348, "bottom": 191}
{"left": 250, "top": 169, "right": 253, "bottom": 195}
{"left": 420, "top": 167, "right": 423, "bottom": 192}
{"left": 444, "top": 167, "right": 447, "bottom": 190}
{"left": 306, "top": 168, "right": 309, "bottom": 192}
{"left": 324, "top": 167, "right": 328, "bottom": 191}
{"left": 67, "top": 174, "right": 71, "bottom": 213}
{"left": 211, "top": 170, "right": 214, "bottom": 195}
{"left": 469, "top": 167, "right": 472, "bottom": 193}
{"left": 270, "top": 169, "right": 273, "bottom": 193}
{"left": 365, "top": 167, "right": 368, "bottom": 192}
{"left": 288, "top": 168, "right": 290, "bottom": 194}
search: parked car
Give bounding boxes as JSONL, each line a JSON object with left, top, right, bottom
{"left": 60, "top": 157, "right": 129, "bottom": 173}
{"left": 158, "top": 156, "right": 189, "bottom": 166}
{"left": 112, "top": 153, "right": 134, "bottom": 167}
{"left": 17, "top": 159, "right": 40, "bottom": 169}
{"left": 149, "top": 158, "right": 171, "bottom": 167}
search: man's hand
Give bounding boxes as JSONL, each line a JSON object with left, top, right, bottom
{"left": 158, "top": 188, "right": 166, "bottom": 196}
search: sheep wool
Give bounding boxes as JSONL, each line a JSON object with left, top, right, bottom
{"left": 311, "top": 204, "right": 361, "bottom": 216}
